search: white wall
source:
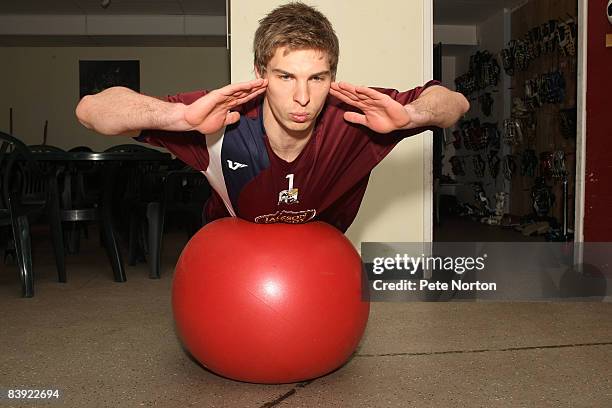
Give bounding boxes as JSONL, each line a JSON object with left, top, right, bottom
{"left": 0, "top": 46, "right": 229, "bottom": 151}
{"left": 230, "top": 0, "right": 429, "bottom": 246}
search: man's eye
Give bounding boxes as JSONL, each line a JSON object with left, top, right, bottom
{"left": 279, "top": 75, "right": 291, "bottom": 80}
{"left": 311, "top": 76, "right": 324, "bottom": 82}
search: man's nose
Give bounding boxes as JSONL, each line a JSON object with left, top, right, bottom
{"left": 293, "top": 82, "right": 310, "bottom": 106}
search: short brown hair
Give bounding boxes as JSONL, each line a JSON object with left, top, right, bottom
{"left": 253, "top": 2, "right": 339, "bottom": 78}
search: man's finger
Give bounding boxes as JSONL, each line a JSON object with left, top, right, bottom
{"left": 354, "top": 86, "right": 387, "bottom": 100}
{"left": 336, "top": 82, "right": 380, "bottom": 103}
{"left": 229, "top": 81, "right": 268, "bottom": 98}
{"left": 335, "top": 83, "right": 360, "bottom": 99}
{"left": 330, "top": 88, "right": 362, "bottom": 108}
{"left": 337, "top": 82, "right": 388, "bottom": 103}
{"left": 336, "top": 81, "right": 360, "bottom": 95}
{"left": 228, "top": 85, "right": 267, "bottom": 102}
{"left": 219, "top": 78, "right": 267, "bottom": 97}
{"left": 232, "top": 87, "right": 267, "bottom": 106}
{"left": 343, "top": 111, "right": 368, "bottom": 126}
{"left": 331, "top": 83, "right": 360, "bottom": 102}
{"left": 224, "top": 111, "right": 241, "bottom": 126}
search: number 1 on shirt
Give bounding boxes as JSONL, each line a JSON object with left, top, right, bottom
{"left": 278, "top": 173, "right": 299, "bottom": 205}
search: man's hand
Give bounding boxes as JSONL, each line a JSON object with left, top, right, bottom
{"left": 185, "top": 78, "right": 268, "bottom": 134}
{"left": 331, "top": 82, "right": 470, "bottom": 131}
{"left": 330, "top": 82, "right": 432, "bottom": 133}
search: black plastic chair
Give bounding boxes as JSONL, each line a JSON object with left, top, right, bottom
{"left": 110, "top": 148, "right": 210, "bottom": 279}
{"left": 27, "top": 144, "right": 68, "bottom": 280}
{"left": 162, "top": 165, "right": 211, "bottom": 237}
{"left": 0, "top": 133, "right": 65, "bottom": 297}
{"left": 29, "top": 144, "right": 113, "bottom": 279}
{"left": 29, "top": 145, "right": 66, "bottom": 153}
{"left": 104, "top": 144, "right": 158, "bottom": 154}
{"left": 57, "top": 146, "right": 126, "bottom": 282}
{"left": 63, "top": 146, "right": 96, "bottom": 244}
{"left": 68, "top": 146, "right": 94, "bottom": 153}
{"left": 105, "top": 144, "right": 172, "bottom": 279}
{"left": 137, "top": 163, "right": 210, "bottom": 279}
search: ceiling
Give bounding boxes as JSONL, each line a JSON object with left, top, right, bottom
{"left": 0, "top": 0, "right": 226, "bottom": 15}
{"left": 1, "top": 1, "right": 527, "bottom": 24}
{"left": 435, "top": 0, "right": 527, "bottom": 25}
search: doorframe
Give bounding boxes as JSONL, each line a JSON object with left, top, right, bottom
{"left": 575, "top": 0, "right": 587, "bottom": 242}
{"left": 574, "top": 0, "right": 587, "bottom": 265}
{"left": 423, "top": 0, "right": 434, "bottom": 243}
{"left": 424, "top": 0, "right": 587, "bottom": 254}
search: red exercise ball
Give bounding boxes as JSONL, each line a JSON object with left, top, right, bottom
{"left": 172, "top": 218, "right": 370, "bottom": 384}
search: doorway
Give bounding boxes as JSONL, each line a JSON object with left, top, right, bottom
{"left": 432, "top": 0, "right": 581, "bottom": 243}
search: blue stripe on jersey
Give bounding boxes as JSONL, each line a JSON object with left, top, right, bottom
{"left": 221, "top": 115, "right": 270, "bottom": 212}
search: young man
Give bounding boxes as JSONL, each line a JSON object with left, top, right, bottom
{"left": 76, "top": 2, "right": 469, "bottom": 233}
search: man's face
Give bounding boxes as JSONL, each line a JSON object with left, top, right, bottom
{"left": 257, "top": 47, "right": 332, "bottom": 137}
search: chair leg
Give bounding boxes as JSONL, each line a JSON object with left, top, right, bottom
{"left": 49, "top": 216, "right": 66, "bottom": 283}
{"left": 100, "top": 208, "right": 127, "bottom": 282}
{"left": 47, "top": 177, "right": 66, "bottom": 282}
{"left": 68, "top": 222, "right": 80, "bottom": 254}
{"left": 100, "top": 170, "right": 126, "bottom": 283}
{"left": 146, "top": 202, "right": 164, "bottom": 279}
{"left": 100, "top": 214, "right": 126, "bottom": 282}
{"left": 127, "top": 215, "right": 139, "bottom": 266}
{"left": 11, "top": 213, "right": 34, "bottom": 298}
{"left": 98, "top": 225, "right": 105, "bottom": 248}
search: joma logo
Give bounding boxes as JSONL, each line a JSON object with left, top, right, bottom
{"left": 227, "top": 160, "right": 248, "bottom": 170}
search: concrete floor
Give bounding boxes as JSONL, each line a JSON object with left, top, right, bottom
{"left": 1, "top": 226, "right": 611, "bottom": 407}
{"left": 434, "top": 214, "right": 547, "bottom": 242}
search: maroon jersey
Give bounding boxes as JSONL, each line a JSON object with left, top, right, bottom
{"left": 137, "top": 81, "right": 438, "bottom": 232}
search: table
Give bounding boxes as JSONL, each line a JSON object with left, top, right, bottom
{"left": 30, "top": 151, "right": 172, "bottom": 162}
{"left": 30, "top": 149, "right": 173, "bottom": 283}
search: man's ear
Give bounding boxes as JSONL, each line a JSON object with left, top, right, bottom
{"left": 254, "top": 65, "right": 265, "bottom": 79}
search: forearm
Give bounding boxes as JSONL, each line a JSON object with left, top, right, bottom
{"left": 75, "top": 86, "right": 192, "bottom": 136}
{"left": 404, "top": 86, "right": 469, "bottom": 129}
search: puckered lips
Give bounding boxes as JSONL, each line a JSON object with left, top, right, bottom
{"left": 289, "top": 112, "right": 309, "bottom": 123}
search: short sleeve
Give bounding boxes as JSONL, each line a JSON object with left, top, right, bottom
{"left": 369, "top": 80, "right": 441, "bottom": 160}
{"left": 134, "top": 90, "right": 210, "bottom": 171}
{"left": 387, "top": 79, "right": 441, "bottom": 105}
